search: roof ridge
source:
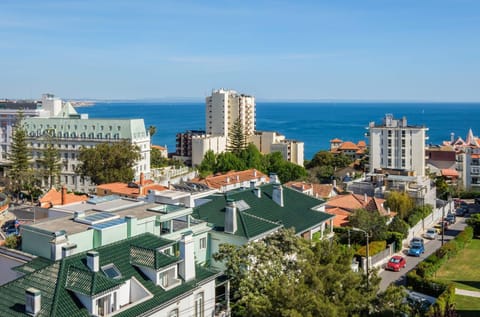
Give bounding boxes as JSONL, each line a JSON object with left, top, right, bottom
{"left": 51, "top": 261, "right": 66, "bottom": 317}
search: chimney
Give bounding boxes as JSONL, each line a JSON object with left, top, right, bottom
{"left": 254, "top": 187, "right": 261, "bottom": 198}
{"left": 86, "top": 251, "right": 99, "bottom": 272}
{"left": 387, "top": 207, "right": 391, "bottom": 214}
{"left": 450, "top": 132, "right": 455, "bottom": 144}
{"left": 61, "top": 185, "right": 67, "bottom": 205}
{"left": 224, "top": 199, "right": 237, "bottom": 234}
{"left": 236, "top": 175, "right": 240, "bottom": 182}
{"left": 226, "top": 176, "right": 230, "bottom": 184}
{"left": 179, "top": 232, "right": 195, "bottom": 282}
{"left": 126, "top": 215, "right": 138, "bottom": 237}
{"left": 25, "top": 288, "right": 41, "bottom": 316}
{"left": 269, "top": 173, "right": 279, "bottom": 184}
{"left": 272, "top": 185, "right": 284, "bottom": 207}
{"left": 62, "top": 244, "right": 76, "bottom": 258}
{"left": 250, "top": 180, "right": 256, "bottom": 189}
{"left": 333, "top": 179, "right": 337, "bottom": 188}
{"left": 253, "top": 169, "right": 257, "bottom": 177}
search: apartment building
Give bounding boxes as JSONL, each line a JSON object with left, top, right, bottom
{"left": 249, "top": 131, "right": 304, "bottom": 166}
{"left": 368, "top": 114, "right": 428, "bottom": 177}
{"left": 205, "top": 88, "right": 255, "bottom": 138}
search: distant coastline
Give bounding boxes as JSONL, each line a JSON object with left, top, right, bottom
{"left": 69, "top": 101, "right": 95, "bottom": 108}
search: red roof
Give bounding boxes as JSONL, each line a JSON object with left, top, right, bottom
{"left": 441, "top": 169, "right": 459, "bottom": 177}
{"left": 338, "top": 141, "right": 360, "bottom": 151}
{"left": 39, "top": 187, "right": 88, "bottom": 208}
{"left": 330, "top": 138, "right": 343, "bottom": 143}
{"left": 190, "top": 169, "right": 268, "bottom": 190}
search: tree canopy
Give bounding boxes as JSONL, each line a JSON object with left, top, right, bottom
{"left": 348, "top": 208, "right": 389, "bottom": 242}
{"left": 37, "top": 130, "right": 61, "bottom": 188}
{"left": 213, "top": 228, "right": 402, "bottom": 317}
{"left": 197, "top": 144, "right": 306, "bottom": 183}
{"left": 385, "top": 191, "right": 415, "bottom": 220}
{"left": 227, "top": 118, "right": 247, "bottom": 154}
{"left": 77, "top": 140, "right": 141, "bottom": 185}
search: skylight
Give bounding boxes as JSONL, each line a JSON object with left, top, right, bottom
{"left": 102, "top": 264, "right": 122, "bottom": 279}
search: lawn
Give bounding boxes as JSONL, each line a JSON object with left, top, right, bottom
{"left": 454, "top": 295, "right": 480, "bottom": 317}
{"left": 434, "top": 239, "right": 480, "bottom": 292}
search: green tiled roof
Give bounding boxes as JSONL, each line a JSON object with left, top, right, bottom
{"left": 13, "top": 257, "right": 53, "bottom": 274}
{"left": 65, "top": 266, "right": 122, "bottom": 296}
{"left": 129, "top": 245, "right": 180, "bottom": 270}
{"left": 193, "top": 184, "right": 333, "bottom": 239}
{"left": 0, "top": 233, "right": 219, "bottom": 317}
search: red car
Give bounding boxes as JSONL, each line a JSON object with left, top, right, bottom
{"left": 386, "top": 255, "right": 406, "bottom": 272}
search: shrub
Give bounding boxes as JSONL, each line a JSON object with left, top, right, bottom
{"left": 387, "top": 217, "right": 409, "bottom": 238}
{"left": 426, "top": 284, "right": 456, "bottom": 317}
{"left": 356, "top": 240, "right": 387, "bottom": 257}
{"left": 386, "top": 231, "right": 404, "bottom": 252}
{"left": 4, "top": 235, "right": 19, "bottom": 249}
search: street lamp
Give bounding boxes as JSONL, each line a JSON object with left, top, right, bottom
{"left": 352, "top": 227, "right": 370, "bottom": 290}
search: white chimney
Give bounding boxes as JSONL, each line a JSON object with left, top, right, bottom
{"left": 236, "top": 175, "right": 240, "bottom": 182}
{"left": 62, "top": 244, "right": 76, "bottom": 258}
{"left": 272, "top": 185, "right": 284, "bottom": 207}
{"left": 254, "top": 187, "right": 261, "bottom": 198}
{"left": 226, "top": 176, "right": 230, "bottom": 184}
{"left": 86, "top": 251, "right": 99, "bottom": 272}
{"left": 269, "top": 173, "right": 279, "bottom": 184}
{"left": 179, "top": 232, "right": 196, "bottom": 282}
{"left": 364, "top": 193, "right": 368, "bottom": 203}
{"left": 253, "top": 169, "right": 257, "bottom": 177}
{"left": 333, "top": 179, "right": 337, "bottom": 188}
{"left": 25, "top": 288, "right": 41, "bottom": 316}
{"left": 224, "top": 199, "right": 237, "bottom": 234}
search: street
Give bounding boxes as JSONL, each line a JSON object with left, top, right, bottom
{"left": 379, "top": 216, "right": 468, "bottom": 291}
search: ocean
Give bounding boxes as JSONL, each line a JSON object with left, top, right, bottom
{"left": 76, "top": 102, "right": 480, "bottom": 161}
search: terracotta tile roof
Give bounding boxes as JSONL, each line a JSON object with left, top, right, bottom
{"left": 325, "top": 207, "right": 350, "bottom": 227}
{"left": 39, "top": 187, "right": 88, "bottom": 208}
{"left": 284, "top": 182, "right": 341, "bottom": 199}
{"left": 441, "top": 169, "right": 459, "bottom": 177}
{"left": 97, "top": 180, "right": 168, "bottom": 198}
{"left": 324, "top": 193, "right": 393, "bottom": 226}
{"left": 190, "top": 169, "right": 268, "bottom": 190}
{"left": 357, "top": 140, "right": 366, "bottom": 148}
{"left": 284, "top": 181, "right": 313, "bottom": 192}
{"left": 330, "top": 138, "right": 343, "bottom": 143}
{"left": 151, "top": 145, "right": 167, "bottom": 151}
{"left": 338, "top": 141, "right": 360, "bottom": 151}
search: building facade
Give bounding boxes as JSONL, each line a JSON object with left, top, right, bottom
{"left": 249, "top": 131, "right": 304, "bottom": 166}
{"left": 368, "top": 114, "right": 428, "bottom": 177}
{"left": 205, "top": 88, "right": 255, "bottom": 139}
{"left": 22, "top": 102, "right": 150, "bottom": 193}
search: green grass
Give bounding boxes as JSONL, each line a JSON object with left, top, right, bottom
{"left": 455, "top": 295, "right": 480, "bottom": 317}
{"left": 434, "top": 239, "right": 480, "bottom": 292}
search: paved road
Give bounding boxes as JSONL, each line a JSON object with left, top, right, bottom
{"left": 379, "top": 216, "right": 468, "bottom": 291}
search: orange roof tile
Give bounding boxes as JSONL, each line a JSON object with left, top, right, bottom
{"left": 325, "top": 207, "right": 351, "bottom": 227}
{"left": 338, "top": 141, "right": 360, "bottom": 151}
{"left": 284, "top": 181, "right": 313, "bottom": 192}
{"left": 326, "top": 193, "right": 391, "bottom": 217}
{"left": 357, "top": 140, "right": 366, "bottom": 148}
{"left": 151, "top": 145, "right": 167, "bottom": 151}
{"left": 39, "top": 187, "right": 88, "bottom": 208}
{"left": 97, "top": 180, "right": 168, "bottom": 197}
{"left": 441, "top": 169, "right": 459, "bottom": 177}
{"left": 191, "top": 169, "right": 268, "bottom": 190}
{"left": 330, "top": 138, "right": 343, "bottom": 143}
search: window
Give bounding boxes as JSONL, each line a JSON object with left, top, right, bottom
{"left": 195, "top": 293, "right": 204, "bottom": 317}
{"left": 102, "top": 264, "right": 122, "bottom": 279}
{"left": 199, "top": 237, "right": 206, "bottom": 249}
{"left": 388, "top": 130, "right": 392, "bottom": 137}
{"left": 388, "top": 139, "right": 392, "bottom": 147}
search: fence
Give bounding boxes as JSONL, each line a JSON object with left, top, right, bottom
{"left": 358, "top": 242, "right": 396, "bottom": 271}
{"left": 403, "top": 200, "right": 454, "bottom": 248}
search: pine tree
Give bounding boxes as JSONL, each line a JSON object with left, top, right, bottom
{"left": 7, "top": 112, "right": 33, "bottom": 197}
{"left": 37, "top": 130, "right": 61, "bottom": 188}
{"left": 227, "top": 118, "right": 247, "bottom": 155}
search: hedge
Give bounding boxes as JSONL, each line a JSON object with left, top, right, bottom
{"left": 356, "top": 240, "right": 386, "bottom": 257}
{"left": 426, "top": 284, "right": 456, "bottom": 317}
{"left": 386, "top": 231, "right": 403, "bottom": 252}
{"left": 407, "top": 226, "right": 473, "bottom": 308}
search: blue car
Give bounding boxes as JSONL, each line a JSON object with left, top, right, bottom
{"left": 408, "top": 242, "right": 425, "bottom": 257}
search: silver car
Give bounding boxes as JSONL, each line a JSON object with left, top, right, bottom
{"left": 424, "top": 228, "right": 437, "bottom": 240}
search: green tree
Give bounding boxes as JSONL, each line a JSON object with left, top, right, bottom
{"left": 150, "top": 147, "right": 169, "bottom": 168}
{"left": 387, "top": 217, "right": 410, "bottom": 238}
{"left": 214, "top": 228, "right": 382, "bottom": 317}
{"left": 307, "top": 150, "right": 352, "bottom": 169}
{"left": 198, "top": 150, "right": 217, "bottom": 178}
{"left": 349, "top": 208, "right": 388, "bottom": 241}
{"left": 239, "top": 143, "right": 266, "bottom": 170}
{"left": 227, "top": 118, "right": 247, "bottom": 154}
{"left": 148, "top": 125, "right": 156, "bottom": 146}
{"left": 37, "top": 130, "right": 61, "bottom": 188}
{"left": 216, "top": 152, "right": 246, "bottom": 173}
{"left": 385, "top": 191, "right": 415, "bottom": 220}
{"left": 466, "top": 213, "right": 480, "bottom": 236}
{"left": 77, "top": 140, "right": 141, "bottom": 185}
{"left": 7, "top": 112, "right": 35, "bottom": 198}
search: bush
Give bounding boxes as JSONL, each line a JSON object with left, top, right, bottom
{"left": 4, "top": 235, "right": 19, "bottom": 249}
{"left": 387, "top": 217, "right": 409, "bottom": 238}
{"left": 466, "top": 214, "right": 480, "bottom": 236}
{"left": 386, "top": 231, "right": 403, "bottom": 252}
{"left": 426, "top": 284, "right": 456, "bottom": 317}
{"left": 356, "top": 240, "right": 387, "bottom": 257}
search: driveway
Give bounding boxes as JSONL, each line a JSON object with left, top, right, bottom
{"left": 379, "top": 216, "right": 468, "bottom": 291}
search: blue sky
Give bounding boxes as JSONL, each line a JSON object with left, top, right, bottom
{"left": 1, "top": 0, "right": 479, "bottom": 101}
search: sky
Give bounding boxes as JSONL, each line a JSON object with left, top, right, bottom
{"left": 1, "top": 0, "right": 479, "bottom": 101}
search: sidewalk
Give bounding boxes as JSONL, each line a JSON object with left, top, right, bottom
{"left": 456, "top": 288, "right": 480, "bottom": 298}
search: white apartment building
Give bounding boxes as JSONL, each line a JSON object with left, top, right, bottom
{"left": 368, "top": 114, "right": 428, "bottom": 177}
{"left": 22, "top": 101, "right": 150, "bottom": 193}
{"left": 249, "top": 131, "right": 304, "bottom": 166}
{"left": 191, "top": 134, "right": 227, "bottom": 166}
{"left": 205, "top": 89, "right": 255, "bottom": 139}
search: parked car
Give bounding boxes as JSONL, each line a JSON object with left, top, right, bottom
{"left": 424, "top": 228, "right": 437, "bottom": 240}
{"left": 386, "top": 255, "right": 406, "bottom": 272}
{"left": 5, "top": 227, "right": 18, "bottom": 237}
{"left": 1, "top": 219, "right": 17, "bottom": 232}
{"left": 434, "top": 221, "right": 449, "bottom": 233}
{"left": 408, "top": 241, "right": 425, "bottom": 257}
{"left": 455, "top": 206, "right": 468, "bottom": 216}
{"left": 445, "top": 213, "right": 456, "bottom": 225}
{"left": 410, "top": 237, "right": 424, "bottom": 248}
